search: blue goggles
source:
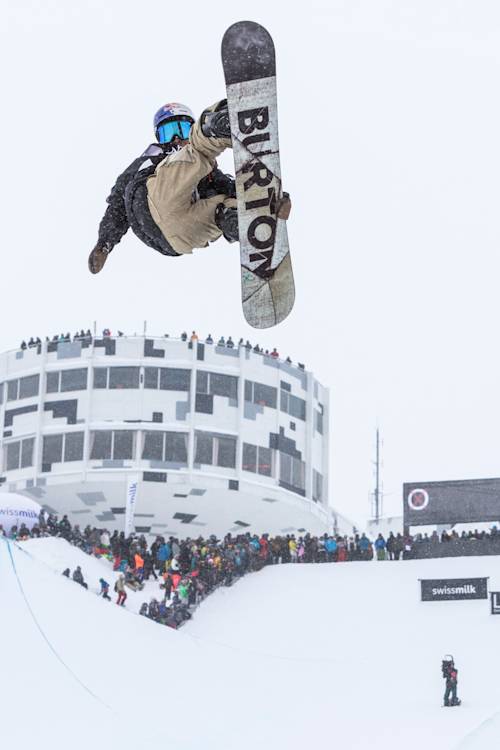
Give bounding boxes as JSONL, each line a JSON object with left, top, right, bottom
{"left": 156, "top": 118, "right": 193, "bottom": 144}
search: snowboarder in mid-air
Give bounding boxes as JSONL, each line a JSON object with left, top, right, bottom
{"left": 442, "top": 655, "right": 461, "bottom": 706}
{"left": 88, "top": 100, "right": 291, "bottom": 274}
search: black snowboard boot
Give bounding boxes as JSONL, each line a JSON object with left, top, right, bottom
{"left": 202, "top": 100, "right": 231, "bottom": 139}
{"left": 215, "top": 204, "right": 239, "bottom": 243}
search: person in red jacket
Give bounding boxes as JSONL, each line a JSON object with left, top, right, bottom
{"left": 442, "top": 655, "right": 461, "bottom": 706}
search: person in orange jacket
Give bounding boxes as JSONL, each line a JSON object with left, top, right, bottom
{"left": 134, "top": 552, "right": 144, "bottom": 582}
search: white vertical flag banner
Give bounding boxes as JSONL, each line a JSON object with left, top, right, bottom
{"left": 124, "top": 475, "right": 140, "bottom": 536}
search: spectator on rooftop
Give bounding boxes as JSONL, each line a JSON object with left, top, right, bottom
{"left": 20, "top": 340, "right": 27, "bottom": 350}
{"left": 226, "top": 336, "right": 234, "bottom": 349}
{"left": 217, "top": 336, "right": 225, "bottom": 346}
{"left": 180, "top": 331, "right": 188, "bottom": 341}
{"left": 190, "top": 331, "right": 198, "bottom": 343}
{"left": 205, "top": 334, "right": 214, "bottom": 344}
{"left": 271, "top": 347, "right": 279, "bottom": 359}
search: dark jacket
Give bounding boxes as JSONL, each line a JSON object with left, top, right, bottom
{"left": 442, "top": 661, "right": 458, "bottom": 686}
{"left": 98, "top": 144, "right": 235, "bottom": 257}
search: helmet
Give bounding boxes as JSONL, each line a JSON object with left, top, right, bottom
{"left": 153, "top": 102, "right": 195, "bottom": 143}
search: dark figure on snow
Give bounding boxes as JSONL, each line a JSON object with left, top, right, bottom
{"left": 442, "top": 655, "right": 460, "bottom": 706}
{"left": 72, "top": 566, "right": 88, "bottom": 589}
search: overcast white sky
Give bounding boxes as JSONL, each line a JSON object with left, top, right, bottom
{"left": 2, "top": 0, "right": 500, "bottom": 527}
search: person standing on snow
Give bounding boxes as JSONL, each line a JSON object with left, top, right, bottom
{"left": 99, "top": 578, "right": 111, "bottom": 601}
{"left": 115, "top": 574, "right": 127, "bottom": 606}
{"left": 88, "top": 100, "right": 292, "bottom": 274}
{"left": 442, "top": 655, "right": 461, "bottom": 706}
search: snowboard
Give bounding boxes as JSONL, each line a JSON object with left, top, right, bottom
{"left": 221, "top": 21, "right": 295, "bottom": 329}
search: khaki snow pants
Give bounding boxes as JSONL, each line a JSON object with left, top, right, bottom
{"left": 146, "top": 107, "right": 236, "bottom": 254}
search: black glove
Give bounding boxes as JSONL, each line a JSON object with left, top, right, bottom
{"left": 88, "top": 242, "right": 112, "bottom": 274}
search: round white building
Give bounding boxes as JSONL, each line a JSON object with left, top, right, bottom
{"left": 0, "top": 334, "right": 333, "bottom": 538}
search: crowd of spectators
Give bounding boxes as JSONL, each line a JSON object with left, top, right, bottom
{"left": 19, "top": 328, "right": 122, "bottom": 350}
{"left": 404, "top": 526, "right": 500, "bottom": 558}
{"left": 18, "top": 329, "right": 305, "bottom": 369}
{"left": 5, "top": 513, "right": 499, "bottom": 630}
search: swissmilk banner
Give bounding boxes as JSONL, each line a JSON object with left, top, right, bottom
{"left": 420, "top": 577, "right": 488, "bottom": 601}
{"left": 403, "top": 477, "right": 500, "bottom": 528}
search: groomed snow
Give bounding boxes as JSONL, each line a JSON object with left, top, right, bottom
{"left": 2, "top": 537, "right": 500, "bottom": 749}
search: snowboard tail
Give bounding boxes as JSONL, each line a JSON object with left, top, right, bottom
{"left": 222, "top": 21, "right": 295, "bottom": 329}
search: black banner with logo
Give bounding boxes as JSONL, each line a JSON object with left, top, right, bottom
{"left": 403, "top": 477, "right": 500, "bottom": 529}
{"left": 420, "top": 577, "right": 488, "bottom": 602}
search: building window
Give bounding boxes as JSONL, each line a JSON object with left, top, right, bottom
{"left": 7, "top": 380, "right": 18, "bottom": 401}
{"left": 61, "top": 368, "right": 88, "bottom": 392}
{"left": 142, "top": 431, "right": 188, "bottom": 465}
{"left": 313, "top": 469, "right": 323, "bottom": 503}
{"left": 89, "top": 430, "right": 135, "bottom": 460}
{"left": 46, "top": 369, "right": 88, "bottom": 394}
{"left": 315, "top": 409, "right": 324, "bottom": 435}
{"left": 113, "top": 430, "right": 135, "bottom": 459}
{"left": 194, "top": 432, "right": 237, "bottom": 468}
{"left": 7, "top": 375, "right": 40, "bottom": 402}
{"left": 42, "top": 432, "right": 84, "bottom": 468}
{"left": 42, "top": 434, "right": 63, "bottom": 465}
{"left": 279, "top": 452, "right": 306, "bottom": 494}
{"left": 46, "top": 371, "right": 59, "bottom": 393}
{"left": 280, "top": 390, "right": 306, "bottom": 421}
{"left": 144, "top": 367, "right": 191, "bottom": 391}
{"left": 217, "top": 436, "right": 237, "bottom": 468}
{"left": 93, "top": 367, "right": 108, "bottom": 389}
{"left": 90, "top": 431, "right": 112, "bottom": 459}
{"left": 245, "top": 380, "right": 277, "bottom": 409}
{"left": 144, "top": 367, "right": 159, "bottom": 389}
{"left": 109, "top": 367, "right": 140, "bottom": 389}
{"left": 19, "top": 375, "right": 40, "bottom": 400}
{"left": 64, "top": 432, "right": 84, "bottom": 462}
{"left": 3, "top": 438, "right": 35, "bottom": 471}
{"left": 242, "top": 442, "right": 273, "bottom": 476}
{"left": 196, "top": 370, "right": 238, "bottom": 402}
{"left": 0, "top": 382, "right": 3, "bottom": 405}
{"left": 194, "top": 432, "right": 213, "bottom": 464}
{"left": 142, "top": 431, "right": 163, "bottom": 461}
{"left": 160, "top": 368, "right": 190, "bottom": 391}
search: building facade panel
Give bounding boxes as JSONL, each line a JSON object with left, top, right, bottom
{"left": 0, "top": 335, "right": 337, "bottom": 538}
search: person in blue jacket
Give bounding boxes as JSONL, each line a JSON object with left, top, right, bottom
{"left": 358, "top": 533, "right": 371, "bottom": 560}
{"left": 374, "top": 534, "right": 386, "bottom": 561}
{"left": 325, "top": 536, "right": 338, "bottom": 562}
{"left": 99, "top": 578, "right": 111, "bottom": 600}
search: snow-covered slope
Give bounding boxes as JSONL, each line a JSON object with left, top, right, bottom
{"left": 2, "top": 537, "right": 500, "bottom": 749}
